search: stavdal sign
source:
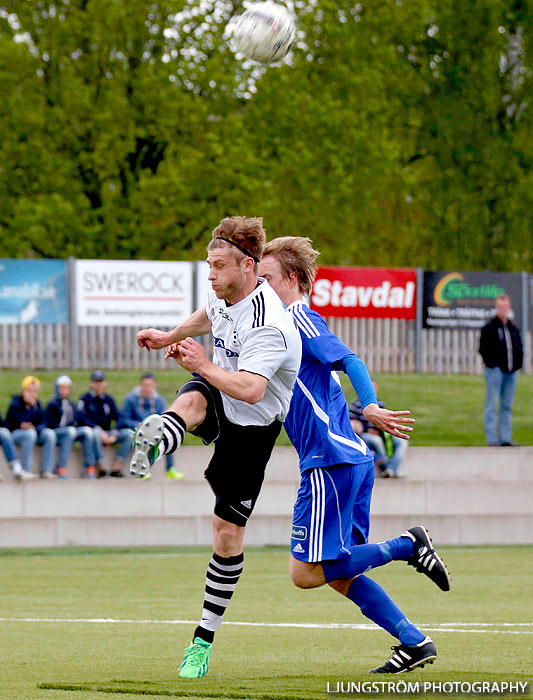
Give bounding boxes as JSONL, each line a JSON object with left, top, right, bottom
{"left": 311, "top": 267, "right": 416, "bottom": 319}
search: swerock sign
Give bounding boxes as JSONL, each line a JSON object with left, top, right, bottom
{"left": 75, "top": 260, "right": 193, "bottom": 327}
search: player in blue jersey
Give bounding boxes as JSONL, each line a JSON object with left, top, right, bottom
{"left": 259, "top": 237, "right": 450, "bottom": 674}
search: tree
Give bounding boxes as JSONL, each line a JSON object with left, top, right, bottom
{"left": 0, "top": 0, "right": 531, "bottom": 271}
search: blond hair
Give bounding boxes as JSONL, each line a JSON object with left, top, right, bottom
{"left": 263, "top": 236, "right": 320, "bottom": 296}
{"left": 208, "top": 217, "right": 267, "bottom": 269}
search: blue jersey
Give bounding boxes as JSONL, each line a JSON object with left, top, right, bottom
{"left": 284, "top": 301, "right": 371, "bottom": 472}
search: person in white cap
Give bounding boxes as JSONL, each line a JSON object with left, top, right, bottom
{"left": 45, "top": 375, "right": 98, "bottom": 479}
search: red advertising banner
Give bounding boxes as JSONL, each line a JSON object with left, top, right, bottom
{"left": 310, "top": 266, "right": 417, "bottom": 319}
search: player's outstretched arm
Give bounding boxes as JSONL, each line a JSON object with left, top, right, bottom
{"left": 175, "top": 337, "right": 268, "bottom": 404}
{"left": 137, "top": 307, "right": 212, "bottom": 351}
{"left": 362, "top": 404, "right": 415, "bottom": 440}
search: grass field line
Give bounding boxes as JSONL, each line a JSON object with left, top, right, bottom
{"left": 1, "top": 617, "right": 532, "bottom": 634}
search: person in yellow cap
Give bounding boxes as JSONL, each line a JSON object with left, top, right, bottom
{"left": 5, "top": 376, "right": 57, "bottom": 479}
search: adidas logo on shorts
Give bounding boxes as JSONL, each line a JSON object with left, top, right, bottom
{"left": 240, "top": 499, "right": 253, "bottom": 509}
{"left": 293, "top": 543, "right": 305, "bottom": 554}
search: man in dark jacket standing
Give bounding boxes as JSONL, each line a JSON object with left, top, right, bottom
{"left": 479, "top": 295, "right": 523, "bottom": 446}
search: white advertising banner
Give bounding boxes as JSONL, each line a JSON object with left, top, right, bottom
{"left": 75, "top": 260, "right": 193, "bottom": 327}
{"left": 195, "top": 261, "right": 211, "bottom": 309}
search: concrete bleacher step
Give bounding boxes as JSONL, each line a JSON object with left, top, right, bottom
{"left": 1, "top": 476, "right": 532, "bottom": 518}
{"left": 2, "top": 445, "right": 533, "bottom": 482}
{"left": 2, "top": 511, "right": 532, "bottom": 548}
{"left": 1, "top": 446, "right": 532, "bottom": 548}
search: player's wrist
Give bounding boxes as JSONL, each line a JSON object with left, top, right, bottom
{"left": 195, "top": 357, "right": 213, "bottom": 376}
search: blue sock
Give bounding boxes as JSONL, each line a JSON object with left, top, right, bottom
{"left": 347, "top": 575, "right": 425, "bottom": 645}
{"left": 322, "top": 544, "right": 387, "bottom": 582}
{"left": 322, "top": 536, "right": 414, "bottom": 583}
{"left": 379, "top": 536, "right": 414, "bottom": 562}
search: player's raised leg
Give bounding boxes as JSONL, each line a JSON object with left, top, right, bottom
{"left": 320, "top": 527, "right": 450, "bottom": 592}
{"left": 130, "top": 414, "right": 164, "bottom": 478}
{"left": 130, "top": 390, "right": 207, "bottom": 478}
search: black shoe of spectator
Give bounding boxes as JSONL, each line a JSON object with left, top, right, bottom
{"left": 97, "top": 469, "right": 107, "bottom": 478}
{"left": 109, "top": 471, "right": 125, "bottom": 478}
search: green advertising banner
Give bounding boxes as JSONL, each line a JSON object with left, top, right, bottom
{"left": 423, "top": 271, "right": 523, "bottom": 330}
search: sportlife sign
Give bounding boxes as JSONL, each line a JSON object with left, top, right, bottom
{"left": 75, "top": 260, "right": 193, "bottom": 327}
{"left": 423, "top": 270, "right": 523, "bottom": 330}
{"left": 310, "top": 267, "right": 416, "bottom": 319}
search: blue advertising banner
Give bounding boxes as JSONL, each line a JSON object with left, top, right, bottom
{"left": 0, "top": 259, "right": 67, "bottom": 324}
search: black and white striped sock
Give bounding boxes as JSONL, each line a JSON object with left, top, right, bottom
{"left": 193, "top": 552, "right": 244, "bottom": 644}
{"left": 161, "top": 411, "right": 186, "bottom": 455}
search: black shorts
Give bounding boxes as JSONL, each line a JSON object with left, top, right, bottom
{"left": 177, "top": 376, "right": 282, "bottom": 527}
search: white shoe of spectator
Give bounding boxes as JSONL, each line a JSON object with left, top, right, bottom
{"left": 17, "top": 470, "right": 38, "bottom": 481}
{"left": 40, "top": 471, "right": 57, "bottom": 479}
{"left": 11, "top": 460, "right": 23, "bottom": 478}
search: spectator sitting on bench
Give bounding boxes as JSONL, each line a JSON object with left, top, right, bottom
{"left": 0, "top": 411, "right": 29, "bottom": 480}
{"left": 45, "top": 375, "right": 98, "bottom": 480}
{"left": 77, "top": 370, "right": 130, "bottom": 478}
{"left": 349, "top": 378, "right": 408, "bottom": 479}
{"left": 5, "top": 376, "right": 56, "bottom": 479}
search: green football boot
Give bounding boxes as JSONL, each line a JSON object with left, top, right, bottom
{"left": 129, "top": 414, "right": 164, "bottom": 479}
{"left": 178, "top": 637, "right": 212, "bottom": 679}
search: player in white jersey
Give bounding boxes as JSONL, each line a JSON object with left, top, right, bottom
{"left": 259, "top": 237, "right": 450, "bottom": 674}
{"left": 132, "top": 217, "right": 301, "bottom": 679}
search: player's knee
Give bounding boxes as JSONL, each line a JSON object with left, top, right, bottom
{"left": 213, "top": 522, "right": 243, "bottom": 557}
{"left": 290, "top": 570, "right": 319, "bottom": 589}
{"left": 289, "top": 560, "right": 322, "bottom": 589}
{"left": 170, "top": 392, "right": 206, "bottom": 430}
{"left": 291, "top": 572, "right": 314, "bottom": 589}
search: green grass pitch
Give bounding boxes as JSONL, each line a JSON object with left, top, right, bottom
{"left": 0, "top": 546, "right": 531, "bottom": 699}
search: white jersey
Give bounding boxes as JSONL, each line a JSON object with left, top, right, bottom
{"left": 206, "top": 278, "right": 302, "bottom": 426}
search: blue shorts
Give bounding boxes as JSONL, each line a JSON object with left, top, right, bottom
{"left": 291, "top": 459, "right": 374, "bottom": 563}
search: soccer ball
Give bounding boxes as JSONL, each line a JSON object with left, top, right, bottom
{"left": 231, "top": 2, "right": 296, "bottom": 64}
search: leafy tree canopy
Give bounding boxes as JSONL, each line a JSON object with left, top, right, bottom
{"left": 0, "top": 0, "right": 531, "bottom": 271}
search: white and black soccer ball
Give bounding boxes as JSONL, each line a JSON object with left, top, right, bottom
{"left": 230, "top": 2, "right": 296, "bottom": 64}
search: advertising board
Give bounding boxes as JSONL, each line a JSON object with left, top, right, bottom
{"left": 75, "top": 260, "right": 193, "bottom": 327}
